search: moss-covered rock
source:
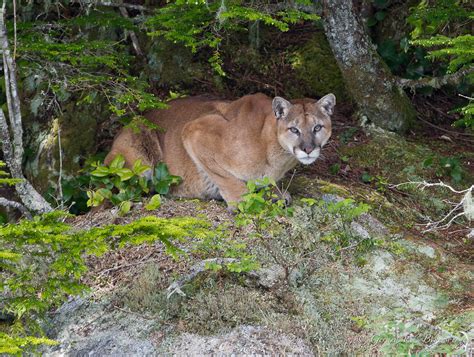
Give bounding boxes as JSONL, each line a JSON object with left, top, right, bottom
{"left": 23, "top": 100, "right": 106, "bottom": 194}
{"left": 288, "top": 31, "right": 349, "bottom": 101}
{"left": 144, "top": 40, "right": 210, "bottom": 90}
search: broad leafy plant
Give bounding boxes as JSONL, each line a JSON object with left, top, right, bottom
{"left": 87, "top": 155, "right": 181, "bottom": 215}
{"left": 235, "top": 177, "right": 293, "bottom": 229}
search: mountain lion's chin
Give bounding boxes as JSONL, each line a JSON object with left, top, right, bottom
{"left": 297, "top": 157, "right": 317, "bottom": 165}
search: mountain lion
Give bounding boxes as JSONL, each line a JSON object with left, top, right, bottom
{"left": 105, "top": 93, "right": 335, "bottom": 206}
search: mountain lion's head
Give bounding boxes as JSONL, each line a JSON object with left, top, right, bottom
{"left": 273, "top": 94, "right": 335, "bottom": 165}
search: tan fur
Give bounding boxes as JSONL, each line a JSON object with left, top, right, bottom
{"left": 105, "top": 93, "right": 335, "bottom": 205}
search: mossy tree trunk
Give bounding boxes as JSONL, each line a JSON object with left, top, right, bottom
{"left": 321, "top": 0, "right": 416, "bottom": 133}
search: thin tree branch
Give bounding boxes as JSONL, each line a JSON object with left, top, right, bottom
{"left": 12, "top": 0, "right": 16, "bottom": 59}
{"left": 0, "top": 6, "right": 23, "bottom": 167}
{"left": 0, "top": 197, "right": 32, "bottom": 219}
{"left": 57, "top": 121, "right": 64, "bottom": 209}
{"left": 459, "top": 94, "right": 473, "bottom": 101}
{"left": 118, "top": 1, "right": 143, "bottom": 56}
{"left": 392, "top": 181, "right": 473, "bottom": 195}
{"left": 397, "top": 66, "right": 474, "bottom": 90}
{"left": 70, "top": 0, "right": 148, "bottom": 11}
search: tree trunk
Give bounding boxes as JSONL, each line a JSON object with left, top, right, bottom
{"left": 0, "top": 3, "right": 52, "bottom": 215}
{"left": 321, "top": 0, "right": 416, "bottom": 132}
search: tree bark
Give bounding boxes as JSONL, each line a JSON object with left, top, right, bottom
{"left": 0, "top": 4, "right": 52, "bottom": 214}
{"left": 321, "top": 0, "right": 416, "bottom": 132}
{"left": 0, "top": 197, "right": 32, "bottom": 219}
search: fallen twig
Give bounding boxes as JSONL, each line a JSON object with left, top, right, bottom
{"left": 391, "top": 181, "right": 473, "bottom": 232}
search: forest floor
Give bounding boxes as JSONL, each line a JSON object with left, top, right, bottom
{"left": 41, "top": 103, "right": 474, "bottom": 355}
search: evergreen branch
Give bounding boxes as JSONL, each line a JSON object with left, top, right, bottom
{"left": 396, "top": 66, "right": 474, "bottom": 90}
{"left": 0, "top": 197, "right": 32, "bottom": 219}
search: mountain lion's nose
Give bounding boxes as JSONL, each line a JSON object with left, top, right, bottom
{"left": 302, "top": 145, "right": 314, "bottom": 154}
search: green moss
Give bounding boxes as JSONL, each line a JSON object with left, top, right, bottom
{"left": 120, "top": 264, "right": 171, "bottom": 315}
{"left": 318, "top": 180, "right": 351, "bottom": 196}
{"left": 173, "top": 279, "right": 278, "bottom": 334}
{"left": 288, "top": 32, "right": 349, "bottom": 101}
{"left": 340, "top": 131, "right": 474, "bottom": 228}
{"left": 343, "top": 132, "right": 433, "bottom": 183}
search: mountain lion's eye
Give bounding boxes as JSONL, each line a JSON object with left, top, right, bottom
{"left": 289, "top": 127, "right": 300, "bottom": 135}
{"left": 313, "top": 124, "right": 323, "bottom": 133}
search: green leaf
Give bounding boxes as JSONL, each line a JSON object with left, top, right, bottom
{"left": 155, "top": 180, "right": 172, "bottom": 195}
{"left": 423, "top": 157, "right": 433, "bottom": 168}
{"left": 374, "top": 11, "right": 386, "bottom": 21}
{"left": 0, "top": 251, "right": 22, "bottom": 261}
{"left": 154, "top": 163, "right": 170, "bottom": 181}
{"left": 115, "top": 168, "right": 134, "bottom": 181}
{"left": 145, "top": 194, "right": 161, "bottom": 211}
{"left": 109, "top": 155, "right": 125, "bottom": 169}
{"left": 119, "top": 200, "right": 132, "bottom": 215}
{"left": 367, "top": 17, "right": 378, "bottom": 27}
{"left": 91, "top": 166, "right": 110, "bottom": 177}
{"left": 30, "top": 95, "right": 44, "bottom": 116}
{"left": 205, "top": 261, "right": 223, "bottom": 271}
{"left": 301, "top": 198, "right": 317, "bottom": 206}
{"left": 97, "top": 188, "right": 113, "bottom": 199}
{"left": 361, "top": 172, "right": 373, "bottom": 183}
{"left": 330, "top": 163, "right": 341, "bottom": 175}
{"left": 132, "top": 159, "right": 151, "bottom": 176}
{"left": 87, "top": 190, "right": 105, "bottom": 207}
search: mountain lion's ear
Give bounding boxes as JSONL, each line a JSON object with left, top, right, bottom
{"left": 317, "top": 93, "right": 336, "bottom": 116}
{"left": 272, "top": 96, "right": 292, "bottom": 120}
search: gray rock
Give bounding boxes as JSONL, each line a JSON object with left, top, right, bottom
{"left": 357, "top": 213, "right": 388, "bottom": 237}
{"left": 254, "top": 264, "right": 286, "bottom": 288}
{"left": 350, "top": 221, "right": 371, "bottom": 240}
{"left": 159, "top": 325, "right": 314, "bottom": 356}
{"left": 43, "top": 296, "right": 157, "bottom": 356}
{"left": 321, "top": 194, "right": 345, "bottom": 204}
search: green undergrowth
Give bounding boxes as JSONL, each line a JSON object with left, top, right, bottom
{"left": 0, "top": 211, "right": 213, "bottom": 355}
{"left": 342, "top": 132, "right": 471, "bottom": 186}
{"left": 121, "top": 269, "right": 284, "bottom": 334}
{"left": 116, "top": 192, "right": 394, "bottom": 353}
{"left": 371, "top": 308, "right": 473, "bottom": 355}
{"left": 309, "top": 130, "right": 474, "bottom": 232}
{"left": 87, "top": 155, "right": 181, "bottom": 215}
{"left": 111, "top": 184, "right": 469, "bottom": 354}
